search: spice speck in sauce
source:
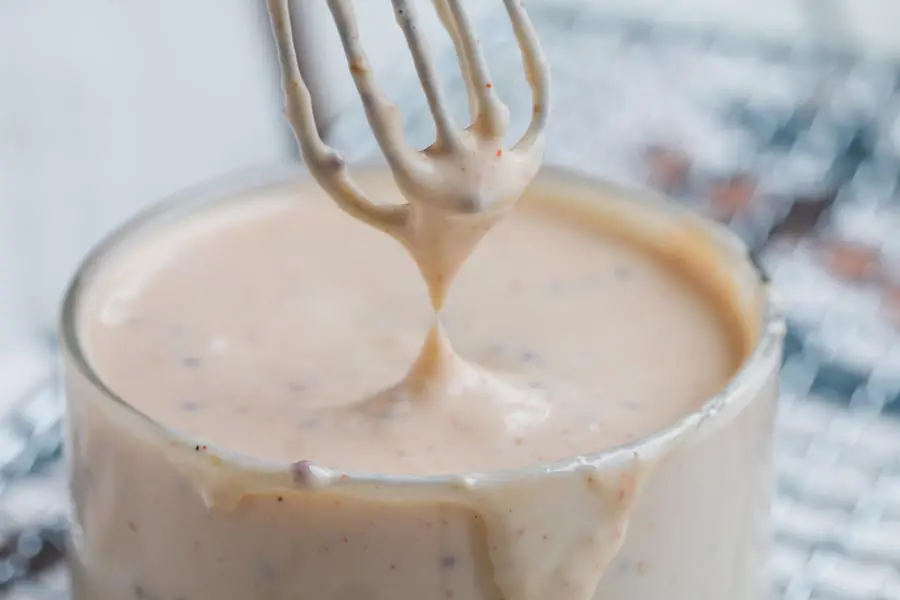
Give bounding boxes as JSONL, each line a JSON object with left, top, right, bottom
{"left": 519, "top": 350, "right": 541, "bottom": 364}
{"left": 258, "top": 563, "right": 277, "bottom": 579}
{"left": 290, "top": 460, "right": 315, "bottom": 486}
{"left": 614, "top": 266, "right": 633, "bottom": 281}
{"left": 182, "top": 356, "right": 202, "bottom": 368}
{"left": 300, "top": 417, "right": 321, "bottom": 430}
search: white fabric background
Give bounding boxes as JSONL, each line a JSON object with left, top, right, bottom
{"left": 0, "top": 1, "right": 291, "bottom": 368}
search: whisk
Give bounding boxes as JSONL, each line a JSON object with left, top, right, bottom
{"left": 267, "top": 0, "right": 550, "bottom": 236}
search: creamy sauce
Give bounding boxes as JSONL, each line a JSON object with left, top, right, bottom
{"left": 86, "top": 173, "right": 744, "bottom": 474}
{"left": 65, "top": 3, "right": 778, "bottom": 600}
{"left": 76, "top": 172, "right": 754, "bottom": 600}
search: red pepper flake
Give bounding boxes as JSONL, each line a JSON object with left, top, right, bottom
{"left": 496, "top": 149, "right": 503, "bottom": 157}
{"left": 485, "top": 83, "right": 493, "bottom": 88}
{"left": 617, "top": 489, "right": 626, "bottom": 502}
{"left": 194, "top": 444, "right": 208, "bottom": 452}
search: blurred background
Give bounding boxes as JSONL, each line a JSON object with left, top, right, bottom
{"left": 3, "top": 0, "right": 900, "bottom": 598}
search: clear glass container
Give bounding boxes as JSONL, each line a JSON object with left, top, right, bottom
{"left": 61, "top": 165, "right": 784, "bottom": 600}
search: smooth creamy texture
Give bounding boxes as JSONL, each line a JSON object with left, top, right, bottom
{"left": 71, "top": 170, "right": 769, "bottom": 600}
{"left": 85, "top": 173, "right": 743, "bottom": 474}
{"left": 66, "top": 4, "right": 777, "bottom": 600}
{"left": 69, "top": 172, "right": 778, "bottom": 600}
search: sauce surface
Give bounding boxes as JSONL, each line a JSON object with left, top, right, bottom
{"left": 66, "top": 5, "right": 776, "bottom": 599}
{"left": 83, "top": 172, "right": 744, "bottom": 475}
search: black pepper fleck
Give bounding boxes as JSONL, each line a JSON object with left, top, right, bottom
{"left": 291, "top": 460, "right": 317, "bottom": 486}
{"left": 441, "top": 555, "right": 457, "bottom": 569}
{"left": 301, "top": 417, "right": 321, "bottom": 429}
{"left": 614, "top": 266, "right": 633, "bottom": 281}
{"left": 182, "top": 357, "right": 202, "bottom": 368}
{"left": 520, "top": 350, "right": 541, "bottom": 364}
{"left": 258, "top": 563, "right": 277, "bottom": 579}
